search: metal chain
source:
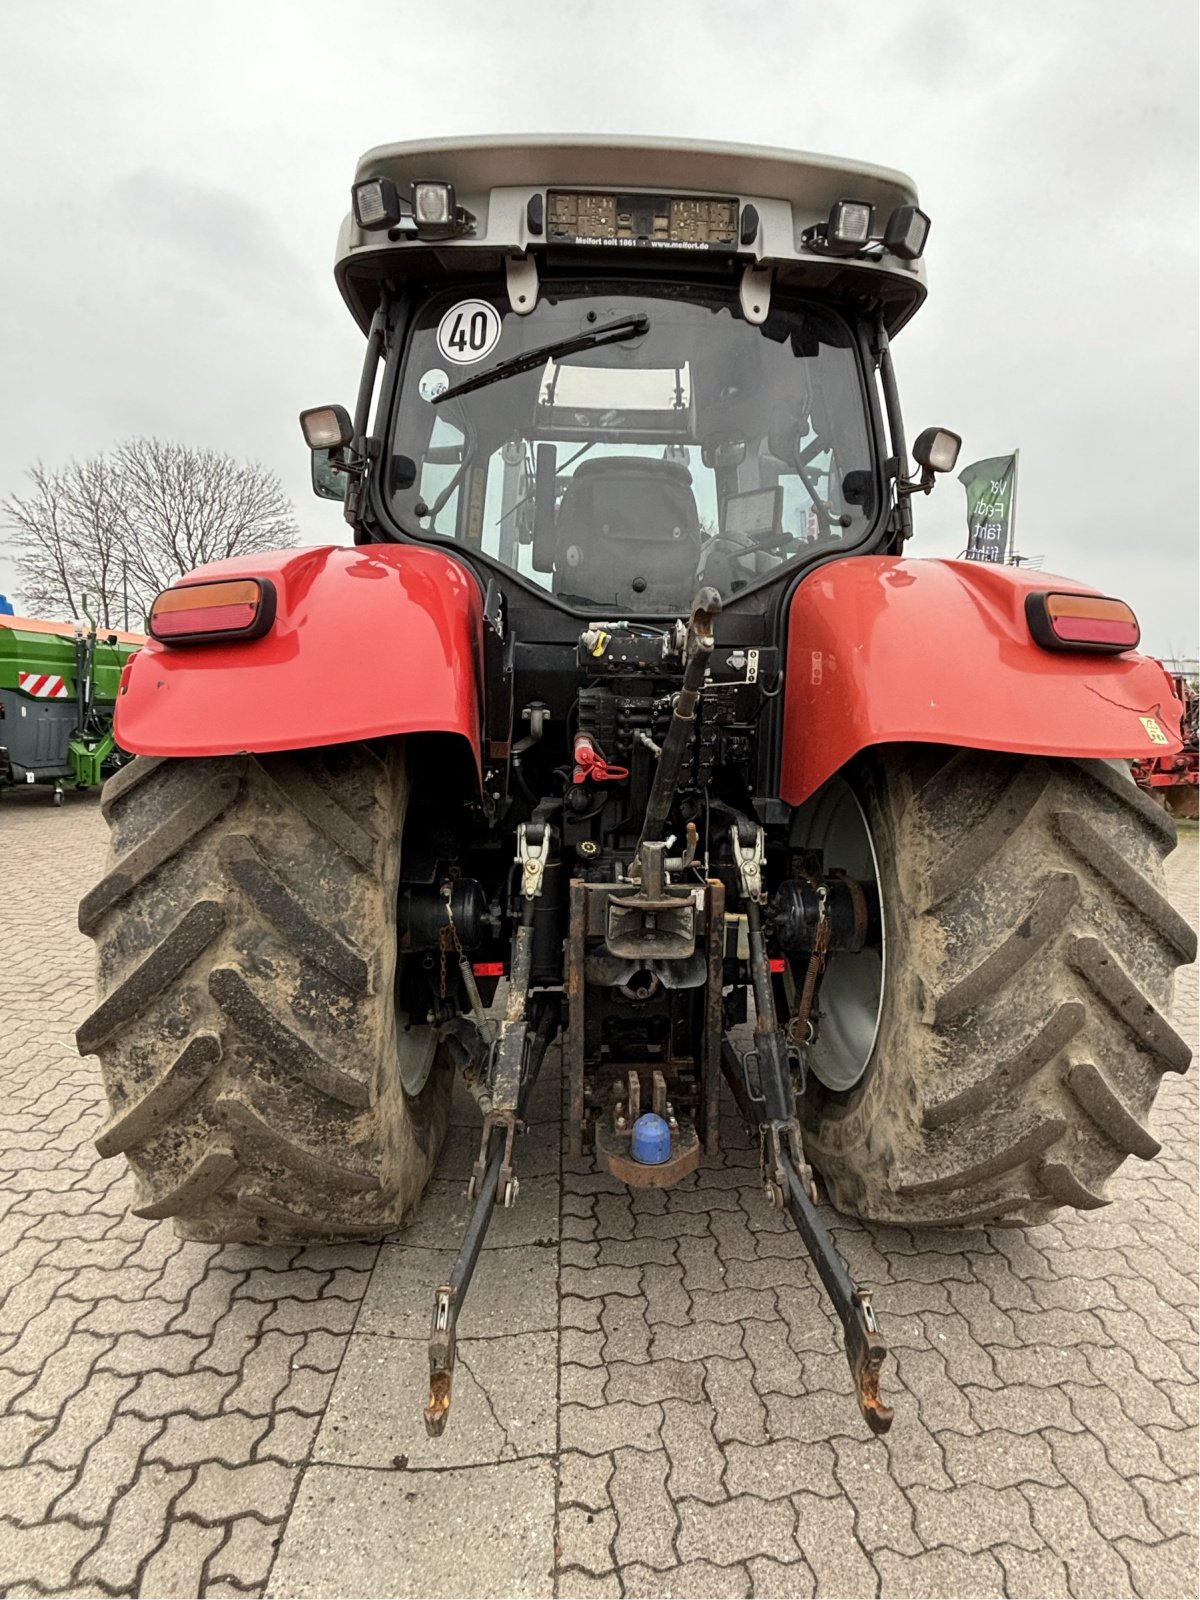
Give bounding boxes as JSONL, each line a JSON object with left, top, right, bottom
{"left": 437, "top": 887, "right": 468, "bottom": 1000}
{"left": 438, "top": 924, "right": 451, "bottom": 998}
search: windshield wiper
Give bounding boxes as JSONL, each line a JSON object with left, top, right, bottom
{"left": 432, "top": 315, "right": 650, "bottom": 405}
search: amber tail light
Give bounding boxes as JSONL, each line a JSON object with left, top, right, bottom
{"left": 149, "top": 579, "right": 276, "bottom": 645}
{"left": 1025, "top": 591, "right": 1139, "bottom": 654}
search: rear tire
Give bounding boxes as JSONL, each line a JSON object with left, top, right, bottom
{"left": 77, "top": 741, "right": 451, "bottom": 1243}
{"left": 795, "top": 748, "right": 1196, "bottom": 1227}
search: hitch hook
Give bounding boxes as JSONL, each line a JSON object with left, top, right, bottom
{"left": 424, "top": 1285, "right": 457, "bottom": 1436}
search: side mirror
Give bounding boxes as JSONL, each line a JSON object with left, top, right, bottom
{"left": 912, "top": 427, "right": 962, "bottom": 476}
{"left": 301, "top": 406, "right": 354, "bottom": 502}
{"left": 311, "top": 449, "right": 347, "bottom": 502}
{"left": 841, "top": 469, "right": 876, "bottom": 515}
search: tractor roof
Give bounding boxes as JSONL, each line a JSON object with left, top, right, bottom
{"left": 334, "top": 135, "right": 927, "bottom": 335}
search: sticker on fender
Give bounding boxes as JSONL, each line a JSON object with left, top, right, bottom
{"left": 437, "top": 300, "right": 501, "bottom": 364}
{"left": 1140, "top": 716, "right": 1169, "bottom": 745}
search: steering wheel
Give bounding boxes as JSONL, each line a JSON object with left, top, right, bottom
{"left": 705, "top": 529, "right": 798, "bottom": 560}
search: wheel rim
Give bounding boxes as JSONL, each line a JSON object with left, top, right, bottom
{"left": 788, "top": 776, "right": 885, "bottom": 1093}
{"left": 397, "top": 1020, "right": 438, "bottom": 1096}
{"left": 394, "top": 957, "right": 439, "bottom": 1097}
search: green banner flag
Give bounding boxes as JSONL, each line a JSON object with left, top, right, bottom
{"left": 958, "top": 454, "right": 1017, "bottom": 563}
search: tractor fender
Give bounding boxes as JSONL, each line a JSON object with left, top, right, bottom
{"left": 780, "top": 555, "right": 1184, "bottom": 805}
{"left": 115, "top": 544, "right": 483, "bottom": 776}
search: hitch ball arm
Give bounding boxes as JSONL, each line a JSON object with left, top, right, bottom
{"left": 424, "top": 1132, "right": 504, "bottom": 1437}
{"left": 780, "top": 1161, "right": 894, "bottom": 1435}
{"left": 725, "top": 817, "right": 894, "bottom": 1436}
{"left": 424, "top": 1005, "right": 556, "bottom": 1436}
{"left": 719, "top": 1038, "right": 894, "bottom": 1436}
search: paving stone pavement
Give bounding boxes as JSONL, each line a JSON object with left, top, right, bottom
{"left": 0, "top": 787, "right": 1196, "bottom": 1599}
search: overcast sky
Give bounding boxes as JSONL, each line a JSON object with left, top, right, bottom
{"left": 1, "top": 0, "right": 1195, "bottom": 655}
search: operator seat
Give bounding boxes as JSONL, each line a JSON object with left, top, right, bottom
{"left": 550, "top": 456, "right": 702, "bottom": 611}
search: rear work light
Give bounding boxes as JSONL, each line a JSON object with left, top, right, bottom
{"left": 352, "top": 176, "right": 403, "bottom": 231}
{"left": 150, "top": 578, "right": 276, "bottom": 645}
{"left": 883, "top": 204, "right": 931, "bottom": 261}
{"left": 1026, "top": 591, "right": 1140, "bottom": 654}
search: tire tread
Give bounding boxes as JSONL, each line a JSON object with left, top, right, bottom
{"left": 208, "top": 965, "right": 372, "bottom": 1109}
{"left": 80, "top": 776, "right": 241, "bottom": 934}
{"left": 1066, "top": 1061, "right": 1161, "bottom": 1159}
{"left": 95, "top": 1031, "right": 221, "bottom": 1157}
{"left": 79, "top": 742, "right": 450, "bottom": 1243}
{"left": 929, "top": 872, "right": 1079, "bottom": 1023}
{"left": 1070, "top": 936, "right": 1191, "bottom": 1073}
{"left": 801, "top": 749, "right": 1193, "bottom": 1228}
{"left": 896, "top": 1113, "right": 1066, "bottom": 1196}
{"left": 1053, "top": 808, "right": 1196, "bottom": 960}
{"left": 218, "top": 835, "right": 371, "bottom": 995}
{"left": 76, "top": 900, "right": 225, "bottom": 1054}
{"left": 926, "top": 763, "right": 1049, "bottom": 909}
{"left": 259, "top": 755, "right": 377, "bottom": 870}
{"left": 132, "top": 1142, "right": 239, "bottom": 1219}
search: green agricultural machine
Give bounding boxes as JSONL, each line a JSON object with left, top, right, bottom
{"left": 0, "top": 613, "right": 143, "bottom": 804}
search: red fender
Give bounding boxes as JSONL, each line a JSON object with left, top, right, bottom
{"left": 781, "top": 556, "right": 1184, "bottom": 805}
{"left": 116, "top": 544, "right": 483, "bottom": 776}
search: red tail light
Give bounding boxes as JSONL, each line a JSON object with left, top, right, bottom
{"left": 150, "top": 578, "right": 276, "bottom": 645}
{"left": 1025, "top": 591, "right": 1139, "bottom": 654}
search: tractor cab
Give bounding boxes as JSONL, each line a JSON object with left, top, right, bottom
{"left": 310, "top": 136, "right": 948, "bottom": 622}
{"left": 386, "top": 285, "right": 875, "bottom": 613}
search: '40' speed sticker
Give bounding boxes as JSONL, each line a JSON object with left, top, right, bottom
{"left": 437, "top": 299, "right": 501, "bottom": 365}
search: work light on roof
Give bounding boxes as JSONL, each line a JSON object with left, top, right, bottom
{"left": 352, "top": 177, "right": 403, "bottom": 231}
{"left": 413, "top": 181, "right": 456, "bottom": 229}
{"left": 829, "top": 200, "right": 874, "bottom": 250}
{"left": 800, "top": 198, "right": 874, "bottom": 257}
{"left": 353, "top": 176, "right": 474, "bottom": 240}
{"left": 800, "top": 196, "right": 930, "bottom": 263}
{"left": 884, "top": 204, "right": 931, "bottom": 261}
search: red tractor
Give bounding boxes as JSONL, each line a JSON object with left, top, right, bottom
{"left": 78, "top": 138, "right": 1195, "bottom": 1437}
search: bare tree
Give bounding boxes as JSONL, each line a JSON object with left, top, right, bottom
{"left": 0, "top": 439, "right": 298, "bottom": 628}
{"left": 113, "top": 439, "right": 298, "bottom": 608}
{"left": 1, "top": 461, "right": 104, "bottom": 624}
